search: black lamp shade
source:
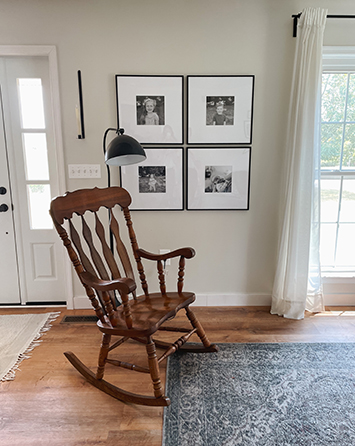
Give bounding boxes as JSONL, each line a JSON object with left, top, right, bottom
{"left": 105, "top": 133, "right": 146, "bottom": 166}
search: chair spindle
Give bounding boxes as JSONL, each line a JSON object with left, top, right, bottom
{"left": 178, "top": 256, "right": 186, "bottom": 294}
{"left": 121, "top": 292, "right": 133, "bottom": 329}
{"left": 110, "top": 211, "right": 135, "bottom": 282}
{"left": 102, "top": 290, "right": 118, "bottom": 326}
{"left": 81, "top": 216, "right": 110, "bottom": 282}
{"left": 157, "top": 260, "right": 167, "bottom": 295}
{"left": 71, "top": 219, "right": 116, "bottom": 311}
{"left": 94, "top": 212, "right": 121, "bottom": 279}
{"left": 123, "top": 207, "right": 149, "bottom": 296}
{"left": 56, "top": 221, "right": 106, "bottom": 323}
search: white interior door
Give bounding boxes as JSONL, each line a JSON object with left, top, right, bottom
{"left": 0, "top": 89, "right": 21, "bottom": 304}
{"left": 0, "top": 55, "right": 66, "bottom": 304}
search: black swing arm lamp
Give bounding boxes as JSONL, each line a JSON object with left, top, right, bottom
{"left": 103, "top": 127, "right": 146, "bottom": 187}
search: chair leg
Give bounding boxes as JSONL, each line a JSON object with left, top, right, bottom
{"left": 96, "top": 333, "right": 111, "bottom": 380}
{"left": 146, "top": 336, "right": 164, "bottom": 399}
{"left": 64, "top": 351, "right": 170, "bottom": 406}
{"left": 185, "top": 306, "right": 218, "bottom": 351}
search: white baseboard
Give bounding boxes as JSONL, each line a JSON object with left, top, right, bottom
{"left": 72, "top": 292, "right": 355, "bottom": 309}
{"left": 73, "top": 293, "right": 272, "bottom": 309}
{"left": 191, "top": 293, "right": 272, "bottom": 306}
{"left": 73, "top": 295, "right": 93, "bottom": 309}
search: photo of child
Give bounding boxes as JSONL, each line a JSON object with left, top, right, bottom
{"left": 138, "top": 166, "right": 166, "bottom": 193}
{"left": 206, "top": 96, "right": 234, "bottom": 126}
{"left": 205, "top": 166, "right": 232, "bottom": 193}
{"left": 137, "top": 96, "right": 165, "bottom": 126}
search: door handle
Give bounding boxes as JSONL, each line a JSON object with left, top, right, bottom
{"left": 0, "top": 203, "right": 9, "bottom": 212}
{"left": 0, "top": 187, "right": 6, "bottom": 195}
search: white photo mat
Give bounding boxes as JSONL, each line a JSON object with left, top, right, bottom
{"left": 187, "top": 148, "right": 251, "bottom": 210}
{"left": 120, "top": 148, "right": 184, "bottom": 210}
{"left": 116, "top": 75, "right": 183, "bottom": 144}
{"left": 187, "top": 76, "right": 254, "bottom": 144}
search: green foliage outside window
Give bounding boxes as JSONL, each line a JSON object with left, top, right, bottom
{"left": 321, "top": 73, "right": 355, "bottom": 169}
{"left": 321, "top": 72, "right": 355, "bottom": 270}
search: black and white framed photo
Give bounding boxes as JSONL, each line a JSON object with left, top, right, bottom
{"left": 116, "top": 75, "right": 183, "bottom": 144}
{"left": 187, "top": 147, "right": 251, "bottom": 210}
{"left": 120, "top": 148, "right": 184, "bottom": 210}
{"left": 187, "top": 75, "right": 254, "bottom": 144}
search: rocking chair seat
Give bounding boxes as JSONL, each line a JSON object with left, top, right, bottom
{"left": 97, "top": 292, "right": 195, "bottom": 337}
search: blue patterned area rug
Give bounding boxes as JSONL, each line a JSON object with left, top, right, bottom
{"left": 163, "top": 343, "right": 355, "bottom": 446}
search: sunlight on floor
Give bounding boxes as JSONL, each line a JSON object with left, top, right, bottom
{"left": 314, "top": 310, "right": 355, "bottom": 317}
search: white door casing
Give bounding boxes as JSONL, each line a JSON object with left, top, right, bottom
{"left": 0, "top": 46, "right": 73, "bottom": 307}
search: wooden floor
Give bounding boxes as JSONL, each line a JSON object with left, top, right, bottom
{"left": 2, "top": 305, "right": 355, "bottom": 445}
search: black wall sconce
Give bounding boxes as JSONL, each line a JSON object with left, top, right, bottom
{"left": 76, "top": 70, "right": 85, "bottom": 139}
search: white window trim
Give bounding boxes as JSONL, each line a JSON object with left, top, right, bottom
{"left": 323, "top": 46, "right": 355, "bottom": 71}
{"left": 321, "top": 47, "right": 355, "bottom": 303}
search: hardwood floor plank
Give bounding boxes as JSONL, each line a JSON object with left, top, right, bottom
{"left": 1, "top": 305, "right": 355, "bottom": 445}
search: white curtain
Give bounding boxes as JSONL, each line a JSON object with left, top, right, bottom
{"left": 271, "top": 8, "right": 327, "bottom": 320}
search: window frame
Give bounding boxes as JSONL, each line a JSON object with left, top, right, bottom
{"left": 321, "top": 47, "right": 355, "bottom": 304}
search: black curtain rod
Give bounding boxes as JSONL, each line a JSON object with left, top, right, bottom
{"left": 292, "top": 13, "right": 355, "bottom": 37}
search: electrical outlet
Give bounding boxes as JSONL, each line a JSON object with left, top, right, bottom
{"left": 160, "top": 249, "right": 171, "bottom": 266}
{"left": 68, "top": 164, "right": 101, "bottom": 179}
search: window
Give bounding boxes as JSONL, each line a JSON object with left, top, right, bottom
{"left": 17, "top": 78, "right": 52, "bottom": 230}
{"left": 321, "top": 49, "right": 355, "bottom": 275}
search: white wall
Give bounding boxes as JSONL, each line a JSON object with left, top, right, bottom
{"left": 1, "top": 0, "right": 355, "bottom": 306}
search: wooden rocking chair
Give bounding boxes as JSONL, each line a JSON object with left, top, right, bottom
{"left": 50, "top": 187, "right": 218, "bottom": 406}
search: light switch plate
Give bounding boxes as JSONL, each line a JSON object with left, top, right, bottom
{"left": 68, "top": 164, "right": 101, "bottom": 178}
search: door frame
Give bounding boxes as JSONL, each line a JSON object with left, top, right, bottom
{"left": 0, "top": 45, "right": 73, "bottom": 309}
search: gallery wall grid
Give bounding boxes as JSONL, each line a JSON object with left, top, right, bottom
{"left": 116, "top": 74, "right": 254, "bottom": 211}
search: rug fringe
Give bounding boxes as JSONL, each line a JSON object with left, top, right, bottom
{"left": 0, "top": 312, "right": 61, "bottom": 382}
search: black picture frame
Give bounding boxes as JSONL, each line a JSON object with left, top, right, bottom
{"left": 116, "top": 75, "right": 184, "bottom": 145}
{"left": 187, "top": 75, "right": 255, "bottom": 145}
{"left": 186, "top": 147, "right": 251, "bottom": 210}
{"left": 120, "top": 147, "right": 184, "bottom": 211}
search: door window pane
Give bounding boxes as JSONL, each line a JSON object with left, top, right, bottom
{"left": 27, "top": 184, "right": 52, "bottom": 229}
{"left": 23, "top": 133, "right": 49, "bottom": 181}
{"left": 320, "top": 179, "right": 340, "bottom": 222}
{"left": 17, "top": 78, "right": 45, "bottom": 129}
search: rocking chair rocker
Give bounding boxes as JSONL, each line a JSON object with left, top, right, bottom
{"left": 50, "top": 187, "right": 218, "bottom": 406}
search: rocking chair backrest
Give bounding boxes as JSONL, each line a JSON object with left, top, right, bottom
{"left": 50, "top": 187, "right": 147, "bottom": 324}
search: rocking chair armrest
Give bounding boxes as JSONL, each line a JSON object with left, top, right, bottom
{"left": 79, "top": 271, "right": 136, "bottom": 295}
{"left": 136, "top": 247, "right": 195, "bottom": 261}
